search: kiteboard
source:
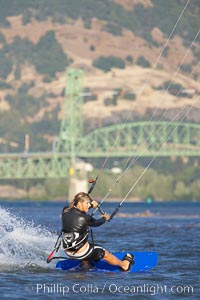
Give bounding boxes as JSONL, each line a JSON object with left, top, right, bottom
{"left": 56, "top": 251, "right": 158, "bottom": 273}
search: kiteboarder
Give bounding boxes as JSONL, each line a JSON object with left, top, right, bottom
{"left": 61, "top": 192, "right": 134, "bottom": 271}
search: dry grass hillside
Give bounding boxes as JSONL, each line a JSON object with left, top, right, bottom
{"left": 0, "top": 7, "right": 199, "bottom": 133}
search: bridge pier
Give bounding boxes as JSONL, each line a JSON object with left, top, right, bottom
{"left": 68, "top": 159, "right": 88, "bottom": 201}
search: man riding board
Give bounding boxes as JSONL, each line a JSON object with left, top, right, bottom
{"left": 61, "top": 192, "right": 134, "bottom": 271}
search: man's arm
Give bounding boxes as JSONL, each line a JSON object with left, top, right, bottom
{"left": 86, "top": 213, "right": 110, "bottom": 227}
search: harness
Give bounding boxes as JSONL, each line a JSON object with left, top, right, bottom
{"left": 62, "top": 230, "right": 89, "bottom": 251}
{"left": 47, "top": 209, "right": 97, "bottom": 263}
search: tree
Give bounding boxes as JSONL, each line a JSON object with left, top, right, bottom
{"left": 0, "top": 49, "right": 13, "bottom": 79}
{"left": 136, "top": 56, "right": 151, "bottom": 68}
{"left": 32, "top": 31, "right": 69, "bottom": 77}
{"left": 93, "top": 56, "right": 125, "bottom": 72}
{"left": 174, "top": 181, "right": 189, "bottom": 200}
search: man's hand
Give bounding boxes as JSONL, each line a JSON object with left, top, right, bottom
{"left": 102, "top": 213, "right": 110, "bottom": 221}
{"left": 91, "top": 200, "right": 98, "bottom": 208}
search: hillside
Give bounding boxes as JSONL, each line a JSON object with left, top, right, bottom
{"left": 0, "top": 0, "right": 199, "bottom": 153}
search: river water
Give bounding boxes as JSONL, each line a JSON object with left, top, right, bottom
{"left": 0, "top": 201, "right": 199, "bottom": 299}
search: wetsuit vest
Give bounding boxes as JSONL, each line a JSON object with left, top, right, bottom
{"left": 62, "top": 206, "right": 106, "bottom": 251}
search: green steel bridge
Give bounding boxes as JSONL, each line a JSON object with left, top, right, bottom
{"left": 0, "top": 69, "right": 200, "bottom": 179}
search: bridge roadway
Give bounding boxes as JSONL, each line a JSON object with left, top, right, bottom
{"left": 0, "top": 152, "right": 70, "bottom": 159}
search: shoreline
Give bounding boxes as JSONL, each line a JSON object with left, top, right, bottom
{"left": 0, "top": 198, "right": 199, "bottom": 203}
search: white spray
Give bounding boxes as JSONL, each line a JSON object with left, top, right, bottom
{"left": 0, "top": 206, "right": 57, "bottom": 270}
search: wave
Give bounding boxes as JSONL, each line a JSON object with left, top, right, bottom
{"left": 0, "top": 206, "right": 57, "bottom": 271}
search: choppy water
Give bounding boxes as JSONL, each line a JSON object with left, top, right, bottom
{"left": 0, "top": 201, "right": 199, "bottom": 299}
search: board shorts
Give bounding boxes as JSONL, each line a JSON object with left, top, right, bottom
{"left": 65, "top": 243, "right": 105, "bottom": 261}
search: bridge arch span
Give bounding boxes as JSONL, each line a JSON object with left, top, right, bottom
{"left": 77, "top": 121, "right": 200, "bottom": 157}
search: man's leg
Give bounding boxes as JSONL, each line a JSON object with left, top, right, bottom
{"left": 80, "top": 259, "right": 93, "bottom": 270}
{"left": 103, "top": 250, "right": 133, "bottom": 271}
